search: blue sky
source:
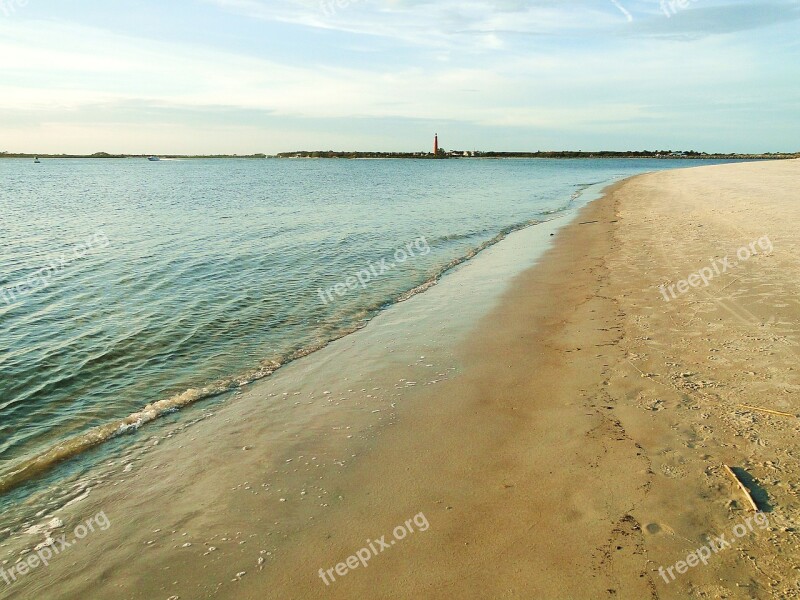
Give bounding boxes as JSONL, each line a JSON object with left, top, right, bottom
{"left": 0, "top": 0, "right": 798, "bottom": 153}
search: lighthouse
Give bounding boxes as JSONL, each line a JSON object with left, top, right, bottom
{"left": 433, "top": 133, "right": 439, "bottom": 155}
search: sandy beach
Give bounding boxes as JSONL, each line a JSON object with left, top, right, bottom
{"left": 4, "top": 159, "right": 800, "bottom": 600}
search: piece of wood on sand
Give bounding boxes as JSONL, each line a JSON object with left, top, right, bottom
{"left": 739, "top": 404, "right": 797, "bottom": 419}
{"left": 722, "top": 465, "right": 760, "bottom": 512}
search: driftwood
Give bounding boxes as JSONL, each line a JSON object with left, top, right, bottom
{"left": 739, "top": 404, "right": 797, "bottom": 419}
{"left": 723, "top": 465, "right": 759, "bottom": 512}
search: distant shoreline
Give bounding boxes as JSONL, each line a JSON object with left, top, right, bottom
{"left": 0, "top": 152, "right": 269, "bottom": 160}
{"left": 277, "top": 151, "right": 798, "bottom": 161}
{"left": 2, "top": 151, "right": 798, "bottom": 160}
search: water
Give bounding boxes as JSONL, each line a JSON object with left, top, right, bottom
{"left": 0, "top": 157, "right": 736, "bottom": 515}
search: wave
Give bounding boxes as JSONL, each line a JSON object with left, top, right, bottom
{"left": 0, "top": 215, "right": 557, "bottom": 497}
{"left": 424, "top": 229, "right": 491, "bottom": 246}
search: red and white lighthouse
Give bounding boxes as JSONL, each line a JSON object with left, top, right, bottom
{"left": 433, "top": 133, "right": 439, "bottom": 155}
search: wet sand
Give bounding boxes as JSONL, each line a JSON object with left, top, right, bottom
{"left": 4, "top": 159, "right": 800, "bottom": 599}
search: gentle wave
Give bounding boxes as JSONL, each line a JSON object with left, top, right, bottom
{"left": 0, "top": 216, "right": 551, "bottom": 496}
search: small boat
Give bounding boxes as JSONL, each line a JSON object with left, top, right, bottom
{"left": 147, "top": 156, "right": 161, "bottom": 162}
{"left": 34, "top": 157, "right": 41, "bottom": 163}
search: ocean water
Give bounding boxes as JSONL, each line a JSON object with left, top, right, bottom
{"left": 0, "top": 157, "right": 736, "bottom": 517}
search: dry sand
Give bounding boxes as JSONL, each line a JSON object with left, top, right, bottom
{"left": 4, "top": 159, "right": 800, "bottom": 600}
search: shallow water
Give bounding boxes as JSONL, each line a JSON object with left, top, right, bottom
{"left": 0, "top": 157, "right": 737, "bottom": 511}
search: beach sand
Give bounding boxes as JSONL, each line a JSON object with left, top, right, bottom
{"left": 4, "top": 159, "right": 800, "bottom": 599}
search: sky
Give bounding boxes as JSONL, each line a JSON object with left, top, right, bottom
{"left": 0, "top": 0, "right": 798, "bottom": 154}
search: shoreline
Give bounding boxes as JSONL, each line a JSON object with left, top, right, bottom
{"left": 3, "top": 160, "right": 800, "bottom": 599}
{"left": 253, "top": 159, "right": 799, "bottom": 599}
{"left": 2, "top": 154, "right": 797, "bottom": 161}
{"left": 0, "top": 171, "right": 599, "bottom": 599}
{"left": 0, "top": 193, "right": 582, "bottom": 504}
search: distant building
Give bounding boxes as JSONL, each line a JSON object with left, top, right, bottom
{"left": 434, "top": 134, "right": 439, "bottom": 155}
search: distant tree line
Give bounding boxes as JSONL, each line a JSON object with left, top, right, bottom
{"left": 276, "top": 150, "right": 799, "bottom": 160}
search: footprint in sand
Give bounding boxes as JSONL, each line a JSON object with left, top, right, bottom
{"left": 645, "top": 523, "right": 662, "bottom": 535}
{"left": 644, "top": 522, "right": 675, "bottom": 536}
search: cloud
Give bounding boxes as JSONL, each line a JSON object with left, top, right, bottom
{"left": 0, "top": 1, "right": 796, "bottom": 153}
{"left": 628, "top": 0, "right": 800, "bottom": 39}
{"left": 204, "top": 0, "right": 800, "bottom": 48}
{"left": 0, "top": 15, "right": 754, "bottom": 126}
{"left": 202, "top": 0, "right": 629, "bottom": 49}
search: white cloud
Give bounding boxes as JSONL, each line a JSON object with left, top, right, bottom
{"left": 203, "top": 0, "right": 629, "bottom": 49}
{"left": 0, "top": 14, "right": 754, "bottom": 121}
{"left": 0, "top": 1, "right": 796, "bottom": 152}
